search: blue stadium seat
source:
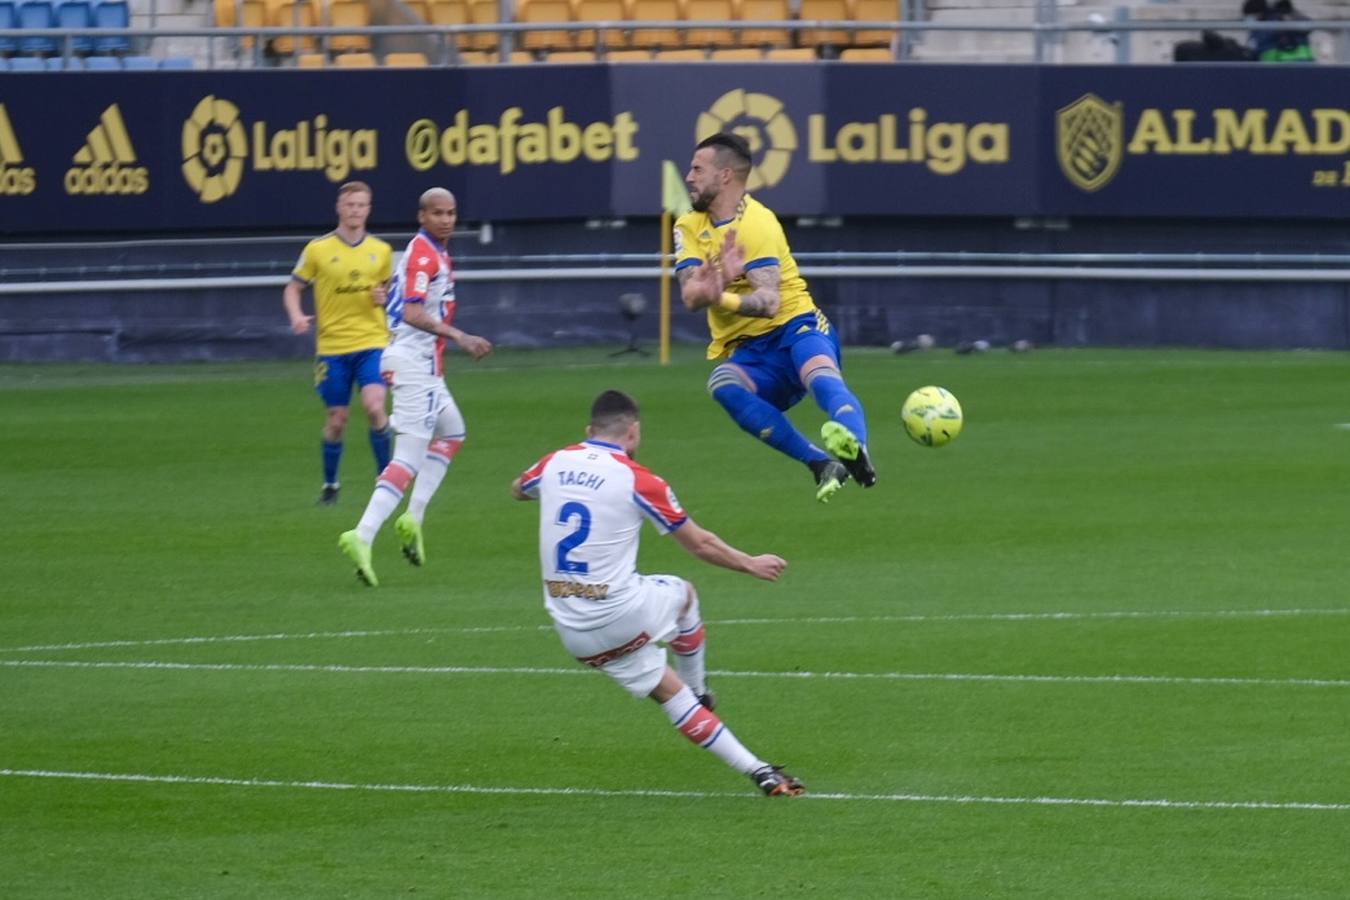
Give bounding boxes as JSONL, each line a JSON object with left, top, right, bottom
{"left": 120, "top": 52, "right": 154, "bottom": 68}
{"left": 0, "top": 1, "right": 17, "bottom": 54}
{"left": 0, "top": 56, "right": 9, "bottom": 69}
{"left": 47, "top": 53, "right": 83, "bottom": 67}
{"left": 8, "top": 54, "right": 45, "bottom": 68}
{"left": 55, "top": 0, "right": 93, "bottom": 52}
{"left": 83, "top": 52, "right": 118, "bottom": 67}
{"left": 158, "top": 55, "right": 193, "bottom": 68}
{"left": 92, "top": 0, "right": 129, "bottom": 52}
{"left": 17, "top": 0, "right": 58, "bottom": 54}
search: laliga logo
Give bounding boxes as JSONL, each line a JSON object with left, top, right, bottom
{"left": 182, "top": 95, "right": 248, "bottom": 204}
{"left": 696, "top": 89, "right": 797, "bottom": 191}
{"left": 1056, "top": 93, "right": 1123, "bottom": 193}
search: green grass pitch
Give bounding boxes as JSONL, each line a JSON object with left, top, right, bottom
{"left": 1, "top": 347, "right": 1348, "bottom": 898}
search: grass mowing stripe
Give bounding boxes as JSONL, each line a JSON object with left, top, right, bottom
{"left": 6, "top": 658, "right": 1349, "bottom": 688}
{"left": 2, "top": 607, "right": 1345, "bottom": 654}
{"left": 2, "top": 768, "right": 1347, "bottom": 812}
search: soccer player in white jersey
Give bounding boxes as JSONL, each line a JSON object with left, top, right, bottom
{"left": 511, "top": 390, "right": 806, "bottom": 797}
{"left": 338, "top": 188, "right": 492, "bottom": 586}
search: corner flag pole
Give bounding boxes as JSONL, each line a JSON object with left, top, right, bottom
{"left": 659, "top": 160, "right": 692, "bottom": 367}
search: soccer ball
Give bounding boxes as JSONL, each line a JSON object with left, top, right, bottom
{"left": 901, "top": 386, "right": 963, "bottom": 448}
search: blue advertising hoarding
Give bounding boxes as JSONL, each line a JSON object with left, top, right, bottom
{"left": 0, "top": 63, "right": 1347, "bottom": 233}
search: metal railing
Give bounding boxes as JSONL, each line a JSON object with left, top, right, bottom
{"left": 2, "top": 17, "right": 1348, "bottom": 67}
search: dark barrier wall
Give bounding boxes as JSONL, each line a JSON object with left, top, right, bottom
{"left": 3, "top": 63, "right": 1350, "bottom": 233}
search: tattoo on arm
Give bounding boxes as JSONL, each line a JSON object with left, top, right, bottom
{"left": 737, "top": 266, "right": 782, "bottom": 318}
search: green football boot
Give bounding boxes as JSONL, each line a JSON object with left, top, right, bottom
{"left": 820, "top": 421, "right": 877, "bottom": 488}
{"left": 394, "top": 513, "right": 425, "bottom": 567}
{"left": 338, "top": 530, "right": 378, "bottom": 587}
{"left": 808, "top": 458, "right": 848, "bottom": 503}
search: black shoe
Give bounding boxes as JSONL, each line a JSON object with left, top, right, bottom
{"left": 750, "top": 764, "right": 806, "bottom": 797}
{"left": 317, "top": 484, "right": 340, "bottom": 506}
{"left": 808, "top": 458, "right": 849, "bottom": 503}
{"left": 842, "top": 445, "right": 877, "bottom": 489}
{"left": 697, "top": 689, "right": 716, "bottom": 711}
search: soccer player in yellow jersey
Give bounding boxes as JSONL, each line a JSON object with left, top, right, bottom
{"left": 283, "top": 181, "right": 395, "bottom": 505}
{"left": 675, "top": 133, "right": 875, "bottom": 503}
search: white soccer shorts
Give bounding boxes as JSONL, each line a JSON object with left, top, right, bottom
{"left": 384, "top": 356, "right": 465, "bottom": 441}
{"left": 552, "top": 574, "right": 689, "bottom": 699}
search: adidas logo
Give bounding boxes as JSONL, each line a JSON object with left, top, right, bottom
{"left": 0, "top": 104, "right": 37, "bottom": 196}
{"left": 64, "top": 104, "right": 148, "bottom": 196}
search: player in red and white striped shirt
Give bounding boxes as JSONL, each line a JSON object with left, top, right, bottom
{"left": 511, "top": 390, "right": 805, "bottom": 797}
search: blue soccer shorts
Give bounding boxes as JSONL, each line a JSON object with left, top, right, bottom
{"left": 726, "top": 311, "right": 842, "bottom": 411}
{"left": 313, "top": 348, "right": 385, "bottom": 408}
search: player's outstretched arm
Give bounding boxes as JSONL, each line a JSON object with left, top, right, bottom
{"left": 671, "top": 518, "right": 785, "bottom": 581}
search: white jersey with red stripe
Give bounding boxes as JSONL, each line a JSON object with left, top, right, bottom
{"left": 518, "top": 439, "right": 688, "bottom": 631}
{"left": 386, "top": 230, "right": 455, "bottom": 376}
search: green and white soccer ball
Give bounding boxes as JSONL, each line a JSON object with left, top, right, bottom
{"left": 901, "top": 386, "right": 963, "bottom": 448}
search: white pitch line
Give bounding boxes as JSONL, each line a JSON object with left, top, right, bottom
{"left": 1, "top": 607, "right": 1345, "bottom": 654}
{"left": 1, "top": 768, "right": 1346, "bottom": 812}
{"left": 5, "top": 658, "right": 1349, "bottom": 689}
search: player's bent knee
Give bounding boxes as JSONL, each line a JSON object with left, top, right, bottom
{"left": 707, "top": 364, "right": 754, "bottom": 397}
{"left": 800, "top": 357, "right": 841, "bottom": 388}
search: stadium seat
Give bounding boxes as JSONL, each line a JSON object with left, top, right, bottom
{"left": 764, "top": 46, "right": 812, "bottom": 59}
{"left": 55, "top": 0, "right": 94, "bottom": 52}
{"left": 466, "top": 0, "right": 497, "bottom": 50}
{"left": 158, "top": 54, "right": 194, "bottom": 67}
{"left": 456, "top": 48, "right": 495, "bottom": 63}
{"left": 83, "top": 52, "right": 119, "bottom": 67}
{"left": 121, "top": 53, "right": 156, "bottom": 67}
{"left": 736, "top": 0, "right": 790, "bottom": 49}
{"left": 604, "top": 47, "right": 650, "bottom": 61}
{"left": 426, "top": 0, "right": 472, "bottom": 49}
{"left": 45, "top": 52, "right": 80, "bottom": 66}
{"left": 17, "top": 1, "right": 58, "bottom": 54}
{"left": 92, "top": 0, "right": 130, "bottom": 52}
{"left": 797, "top": 0, "right": 849, "bottom": 49}
{"left": 213, "top": 0, "right": 233, "bottom": 25}
{"left": 545, "top": 48, "right": 595, "bottom": 61}
{"left": 850, "top": 0, "right": 896, "bottom": 49}
{"left": 517, "top": 0, "right": 572, "bottom": 51}
{"left": 0, "top": 0, "right": 18, "bottom": 54}
{"left": 571, "top": 0, "right": 625, "bottom": 52}
{"left": 234, "top": 0, "right": 267, "bottom": 49}
{"left": 626, "top": 0, "right": 680, "bottom": 50}
{"left": 9, "top": 54, "right": 45, "bottom": 68}
{"left": 709, "top": 46, "right": 760, "bottom": 60}
{"left": 327, "top": 0, "right": 370, "bottom": 53}
{"left": 653, "top": 47, "right": 702, "bottom": 59}
{"left": 384, "top": 50, "right": 428, "bottom": 65}
{"left": 839, "top": 46, "right": 889, "bottom": 61}
{"left": 0, "top": 56, "right": 8, "bottom": 69}
{"left": 269, "top": 0, "right": 317, "bottom": 54}
{"left": 333, "top": 49, "right": 376, "bottom": 65}
{"left": 681, "top": 0, "right": 734, "bottom": 49}
{"left": 296, "top": 50, "right": 326, "bottom": 64}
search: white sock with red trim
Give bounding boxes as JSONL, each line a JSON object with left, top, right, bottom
{"left": 660, "top": 686, "right": 766, "bottom": 775}
{"left": 406, "top": 437, "right": 461, "bottom": 524}
{"left": 355, "top": 443, "right": 424, "bottom": 543}
{"left": 668, "top": 596, "right": 707, "bottom": 697}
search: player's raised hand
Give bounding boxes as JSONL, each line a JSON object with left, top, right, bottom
{"left": 745, "top": 553, "right": 786, "bottom": 582}
{"left": 289, "top": 314, "right": 314, "bottom": 335}
{"left": 456, "top": 332, "right": 493, "bottom": 361}
{"left": 370, "top": 283, "right": 388, "bottom": 307}
{"left": 719, "top": 228, "right": 746, "bottom": 282}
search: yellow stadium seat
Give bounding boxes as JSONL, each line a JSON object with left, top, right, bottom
{"left": 457, "top": 49, "right": 497, "bottom": 63}
{"left": 798, "top": 0, "right": 849, "bottom": 47}
{"left": 518, "top": 0, "right": 573, "bottom": 51}
{"left": 427, "top": 0, "right": 472, "bottom": 49}
{"left": 506, "top": 50, "right": 537, "bottom": 62}
{"left": 572, "top": 0, "right": 626, "bottom": 50}
{"left": 334, "top": 50, "right": 377, "bottom": 65}
{"left": 269, "top": 0, "right": 318, "bottom": 54}
{"left": 839, "top": 46, "right": 890, "bottom": 61}
{"left": 850, "top": 0, "right": 897, "bottom": 48}
{"left": 385, "top": 51, "right": 430, "bottom": 65}
{"left": 626, "top": 0, "right": 681, "bottom": 50}
{"left": 765, "top": 46, "right": 814, "bottom": 60}
{"left": 214, "top": 0, "right": 235, "bottom": 26}
{"left": 296, "top": 51, "right": 327, "bottom": 65}
{"left": 653, "top": 47, "right": 703, "bottom": 60}
{"left": 736, "top": 0, "right": 790, "bottom": 49}
{"left": 235, "top": 0, "right": 268, "bottom": 48}
{"left": 328, "top": 0, "right": 371, "bottom": 53}
{"left": 467, "top": 0, "right": 500, "bottom": 49}
{"left": 605, "top": 48, "right": 651, "bottom": 60}
{"left": 547, "top": 49, "right": 598, "bottom": 61}
{"left": 709, "top": 46, "right": 760, "bottom": 60}
{"left": 681, "top": 0, "right": 735, "bottom": 48}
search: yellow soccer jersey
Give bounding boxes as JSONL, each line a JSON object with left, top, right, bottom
{"left": 291, "top": 232, "right": 394, "bottom": 356}
{"left": 674, "top": 194, "right": 817, "bottom": 359}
